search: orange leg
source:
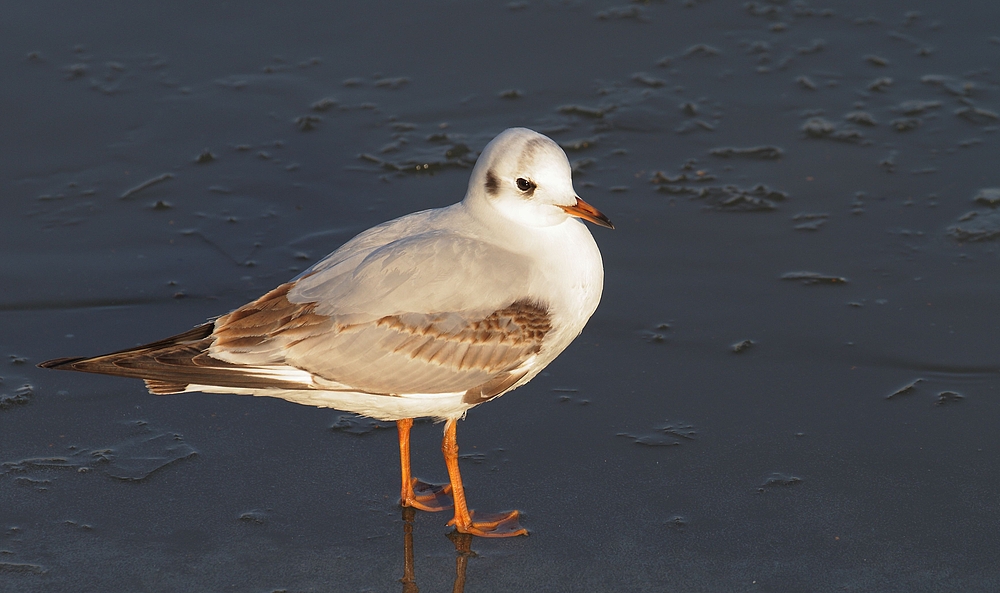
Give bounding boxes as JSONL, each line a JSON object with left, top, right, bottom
{"left": 398, "top": 418, "right": 453, "bottom": 512}
{"left": 442, "top": 418, "right": 527, "bottom": 537}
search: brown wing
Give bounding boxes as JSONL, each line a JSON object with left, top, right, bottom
{"left": 263, "top": 298, "right": 551, "bottom": 396}
{"left": 40, "top": 282, "right": 552, "bottom": 400}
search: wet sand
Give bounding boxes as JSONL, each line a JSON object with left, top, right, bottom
{"left": 3, "top": 1, "right": 1000, "bottom": 591}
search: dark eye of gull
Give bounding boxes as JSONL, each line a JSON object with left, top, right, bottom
{"left": 515, "top": 177, "right": 535, "bottom": 192}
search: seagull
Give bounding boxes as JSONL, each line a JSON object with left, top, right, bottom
{"left": 39, "top": 127, "right": 613, "bottom": 537}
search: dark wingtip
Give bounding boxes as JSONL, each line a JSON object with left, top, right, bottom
{"left": 38, "top": 357, "right": 85, "bottom": 369}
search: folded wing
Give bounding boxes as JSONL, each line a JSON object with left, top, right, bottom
{"left": 43, "top": 231, "right": 553, "bottom": 402}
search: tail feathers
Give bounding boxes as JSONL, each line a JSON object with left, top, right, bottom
{"left": 38, "top": 322, "right": 316, "bottom": 394}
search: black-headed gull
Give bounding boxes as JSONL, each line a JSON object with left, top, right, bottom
{"left": 40, "top": 127, "right": 613, "bottom": 537}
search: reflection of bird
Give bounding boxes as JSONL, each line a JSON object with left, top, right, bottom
{"left": 40, "top": 127, "right": 613, "bottom": 537}
{"left": 401, "top": 506, "right": 475, "bottom": 593}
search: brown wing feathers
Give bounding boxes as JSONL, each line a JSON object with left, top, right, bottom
{"left": 459, "top": 300, "right": 550, "bottom": 404}
{"left": 37, "top": 320, "right": 312, "bottom": 394}
{"left": 213, "top": 282, "right": 331, "bottom": 352}
{"left": 376, "top": 300, "right": 550, "bottom": 373}
{"left": 37, "top": 283, "right": 322, "bottom": 394}
{"left": 39, "top": 282, "right": 552, "bottom": 400}
{"left": 37, "top": 323, "right": 215, "bottom": 371}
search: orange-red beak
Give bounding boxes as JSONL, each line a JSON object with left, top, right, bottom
{"left": 560, "top": 197, "right": 614, "bottom": 229}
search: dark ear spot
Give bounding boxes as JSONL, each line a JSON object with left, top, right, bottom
{"left": 485, "top": 169, "right": 499, "bottom": 196}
